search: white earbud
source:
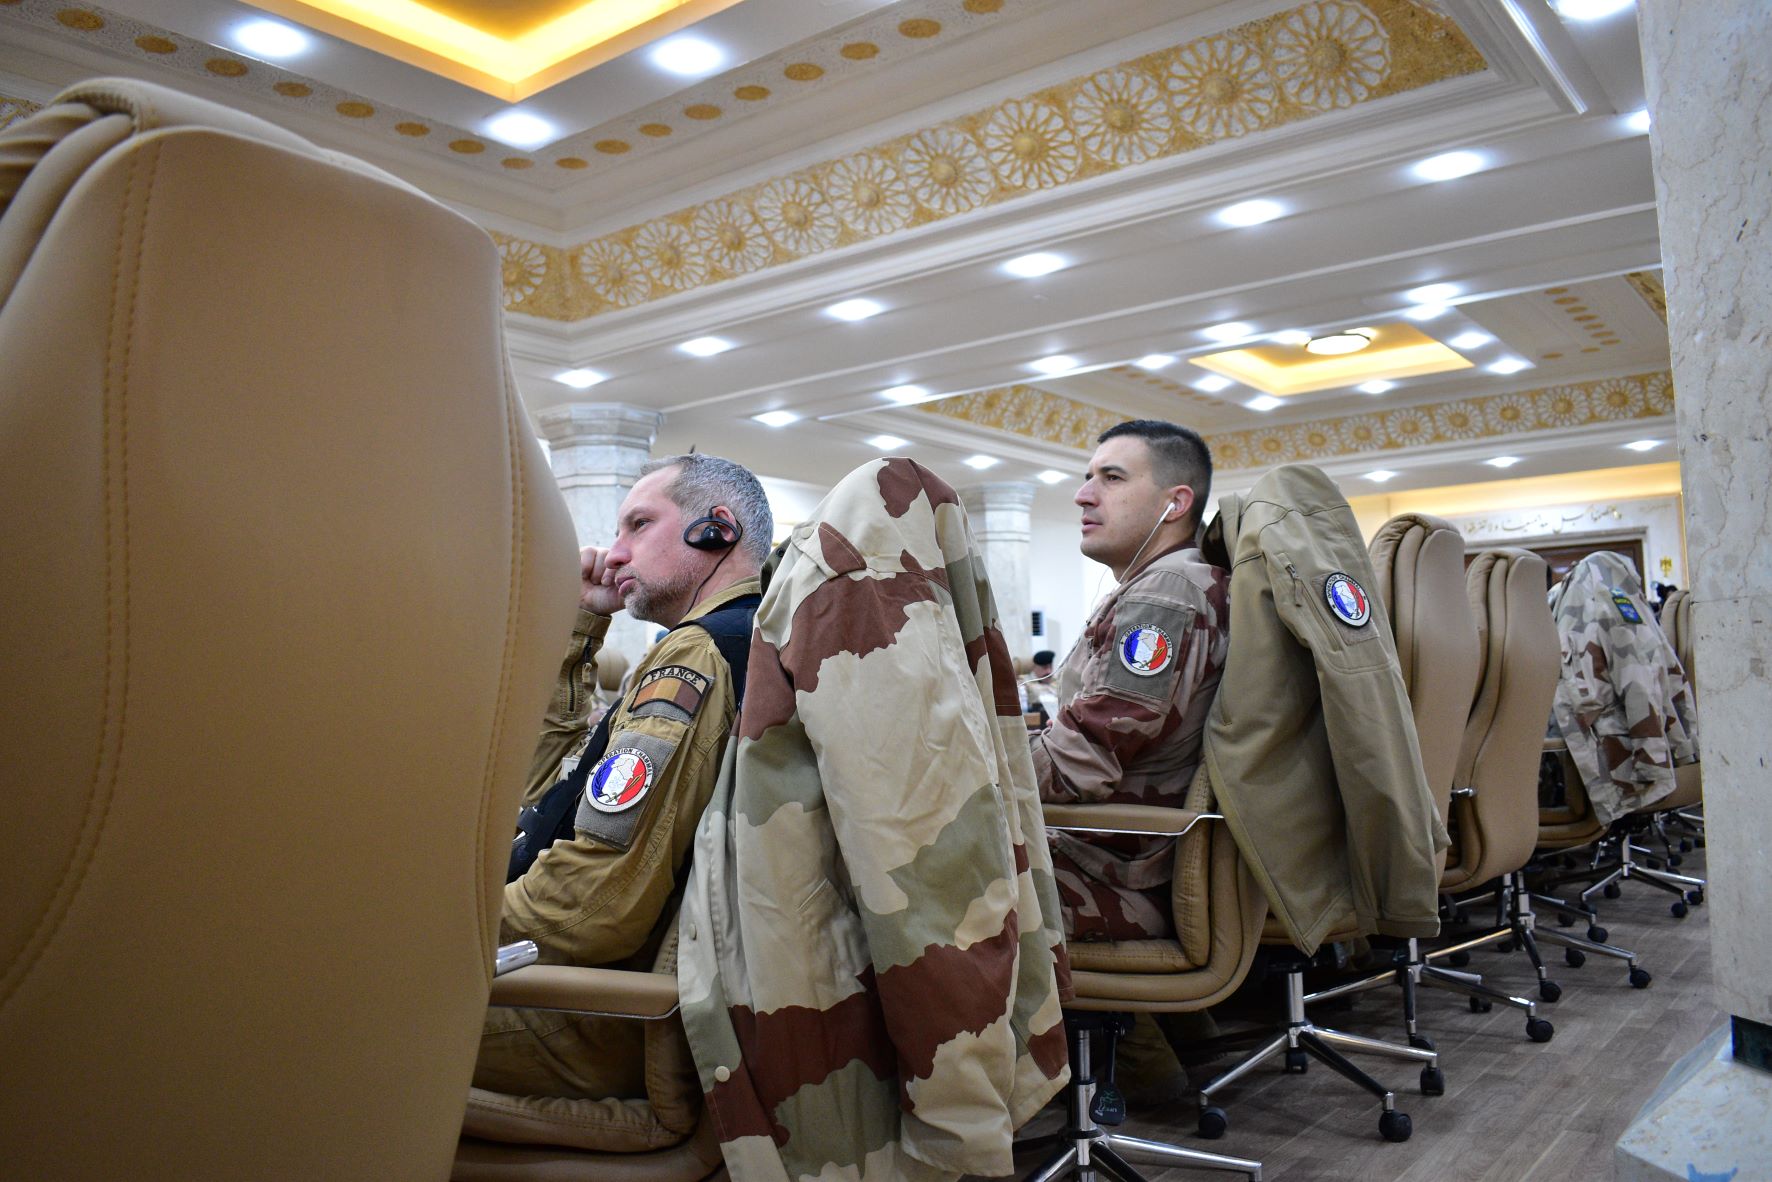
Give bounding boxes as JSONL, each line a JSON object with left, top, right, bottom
{"left": 1160, "top": 501, "right": 1177, "bottom": 522}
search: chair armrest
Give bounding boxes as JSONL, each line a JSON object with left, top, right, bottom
{"left": 487, "top": 964, "right": 680, "bottom": 1020}
{"left": 1043, "top": 803, "right": 1217, "bottom": 838}
{"left": 494, "top": 940, "right": 539, "bottom": 977}
{"left": 1542, "top": 736, "right": 1566, "bottom": 753}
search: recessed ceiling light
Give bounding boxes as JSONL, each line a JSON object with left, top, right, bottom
{"left": 1245, "top": 395, "right": 1283, "bottom": 412}
{"left": 1488, "top": 357, "right": 1532, "bottom": 375}
{"left": 1002, "top": 252, "right": 1067, "bottom": 278}
{"left": 1193, "top": 375, "right": 1234, "bottom": 393}
{"left": 485, "top": 110, "right": 558, "bottom": 148}
{"left": 1553, "top": 0, "right": 1635, "bottom": 20}
{"left": 962, "top": 454, "right": 1000, "bottom": 470}
{"left": 1412, "top": 150, "right": 1487, "bottom": 182}
{"left": 648, "top": 35, "right": 726, "bottom": 76}
{"left": 1270, "top": 330, "right": 1313, "bottom": 347}
{"left": 1625, "top": 108, "right": 1651, "bottom": 134}
{"left": 1202, "top": 321, "right": 1255, "bottom": 343}
{"left": 1404, "top": 303, "right": 1452, "bottom": 321}
{"left": 880, "top": 384, "right": 931, "bottom": 404}
{"left": 1134, "top": 353, "right": 1177, "bottom": 370}
{"left": 1405, "top": 283, "right": 1461, "bottom": 305}
{"left": 1365, "top": 470, "right": 1398, "bottom": 483}
{"left": 233, "top": 18, "right": 310, "bottom": 58}
{"left": 752, "top": 410, "right": 800, "bottom": 428}
{"left": 1305, "top": 329, "right": 1375, "bottom": 356}
{"left": 825, "top": 297, "right": 884, "bottom": 322}
{"left": 1030, "top": 354, "right": 1081, "bottom": 376}
{"left": 1036, "top": 469, "right": 1070, "bottom": 485}
{"left": 554, "top": 368, "right": 606, "bottom": 389}
{"left": 1449, "top": 330, "right": 1494, "bottom": 350}
{"left": 865, "top": 434, "right": 908, "bottom": 450}
{"left": 679, "top": 336, "right": 733, "bottom": 357}
{"left": 1216, "top": 198, "right": 1286, "bottom": 227}
{"left": 1358, "top": 380, "right": 1395, "bottom": 395}
{"left": 1485, "top": 455, "right": 1523, "bottom": 469}
{"left": 1623, "top": 439, "right": 1662, "bottom": 452}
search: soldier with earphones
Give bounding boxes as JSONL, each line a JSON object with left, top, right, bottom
{"left": 1032, "top": 420, "right": 1232, "bottom": 946}
{"left": 483, "top": 452, "right": 771, "bottom": 1104}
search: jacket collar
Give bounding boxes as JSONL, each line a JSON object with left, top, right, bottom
{"left": 680, "top": 576, "right": 763, "bottom": 626}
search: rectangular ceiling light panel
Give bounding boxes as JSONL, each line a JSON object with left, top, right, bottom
{"left": 1187, "top": 323, "right": 1474, "bottom": 397}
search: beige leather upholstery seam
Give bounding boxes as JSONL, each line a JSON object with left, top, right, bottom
{"left": 468, "top": 1094, "right": 667, "bottom": 1135}
{"left": 2, "top": 138, "right": 158, "bottom": 1009}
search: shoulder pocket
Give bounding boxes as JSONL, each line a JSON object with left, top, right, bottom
{"left": 1102, "top": 598, "right": 1197, "bottom": 703}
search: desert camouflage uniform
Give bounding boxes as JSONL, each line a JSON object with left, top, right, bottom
{"left": 679, "top": 458, "right": 1071, "bottom": 1182}
{"left": 478, "top": 579, "right": 759, "bottom": 1105}
{"left": 1032, "top": 544, "right": 1230, "bottom": 941}
{"left": 1549, "top": 551, "right": 1699, "bottom": 824}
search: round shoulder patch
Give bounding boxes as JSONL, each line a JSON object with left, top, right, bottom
{"left": 1118, "top": 623, "right": 1174, "bottom": 676}
{"left": 586, "top": 747, "right": 655, "bottom": 813}
{"left": 1324, "top": 571, "right": 1372, "bottom": 628}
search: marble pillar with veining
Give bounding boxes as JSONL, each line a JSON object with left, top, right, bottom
{"left": 536, "top": 402, "right": 662, "bottom": 669}
{"left": 961, "top": 481, "right": 1038, "bottom": 663}
{"left": 1619, "top": 2, "right": 1772, "bottom": 1177}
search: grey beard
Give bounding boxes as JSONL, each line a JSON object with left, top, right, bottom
{"left": 623, "top": 572, "right": 694, "bottom": 625}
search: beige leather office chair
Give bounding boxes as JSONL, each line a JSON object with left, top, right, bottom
{"left": 0, "top": 78, "right": 579, "bottom": 1178}
{"left": 1019, "top": 771, "right": 1268, "bottom": 1181}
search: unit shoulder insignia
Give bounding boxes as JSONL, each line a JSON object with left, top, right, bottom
{"left": 1323, "top": 571, "right": 1372, "bottom": 628}
{"left": 1117, "top": 623, "right": 1174, "bottom": 676}
{"left": 1610, "top": 588, "right": 1643, "bottom": 624}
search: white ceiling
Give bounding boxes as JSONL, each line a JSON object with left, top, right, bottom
{"left": 0, "top": 0, "right": 1674, "bottom": 504}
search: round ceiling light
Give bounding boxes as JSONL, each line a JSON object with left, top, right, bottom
{"left": 1304, "top": 328, "right": 1375, "bottom": 356}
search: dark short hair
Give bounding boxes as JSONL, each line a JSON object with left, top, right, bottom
{"left": 1098, "top": 419, "right": 1213, "bottom": 530}
{"left": 1033, "top": 650, "right": 1055, "bottom": 667}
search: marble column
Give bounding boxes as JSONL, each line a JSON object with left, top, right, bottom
{"left": 1617, "top": 4, "right": 1772, "bottom": 1177}
{"left": 961, "top": 481, "right": 1038, "bottom": 662}
{"left": 536, "top": 402, "right": 662, "bottom": 669}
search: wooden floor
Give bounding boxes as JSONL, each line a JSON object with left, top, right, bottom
{"left": 1010, "top": 846, "right": 1720, "bottom": 1182}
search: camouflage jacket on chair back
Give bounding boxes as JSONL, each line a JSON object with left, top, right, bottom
{"left": 1548, "top": 551, "right": 1699, "bottom": 824}
{"left": 678, "top": 458, "right": 1072, "bottom": 1182}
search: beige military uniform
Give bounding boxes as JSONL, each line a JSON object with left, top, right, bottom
{"left": 476, "top": 578, "right": 761, "bottom": 1100}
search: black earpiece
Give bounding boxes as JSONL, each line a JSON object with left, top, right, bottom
{"left": 682, "top": 513, "right": 741, "bottom": 551}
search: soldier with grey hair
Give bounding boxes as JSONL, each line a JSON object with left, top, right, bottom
{"left": 476, "top": 452, "right": 769, "bottom": 1108}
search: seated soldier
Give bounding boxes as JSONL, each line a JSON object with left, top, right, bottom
{"left": 477, "top": 453, "right": 769, "bottom": 1101}
{"left": 1032, "top": 420, "right": 1229, "bottom": 942}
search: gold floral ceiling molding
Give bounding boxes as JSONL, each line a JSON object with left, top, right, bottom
{"left": 918, "top": 370, "right": 1675, "bottom": 471}
{"left": 0, "top": 93, "right": 43, "bottom": 131}
{"left": 0, "top": 0, "right": 1016, "bottom": 185}
{"left": 497, "top": 0, "right": 1485, "bottom": 320}
{"left": 1626, "top": 270, "right": 1668, "bottom": 324}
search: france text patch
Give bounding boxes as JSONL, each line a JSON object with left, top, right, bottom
{"left": 1118, "top": 624, "right": 1174, "bottom": 676}
{"left": 1323, "top": 572, "right": 1372, "bottom": 628}
{"left": 631, "top": 665, "right": 710, "bottom": 722}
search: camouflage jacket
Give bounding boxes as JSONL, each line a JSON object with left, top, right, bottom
{"left": 678, "top": 458, "right": 1071, "bottom": 1182}
{"left": 1202, "top": 464, "right": 1446, "bottom": 954}
{"left": 1549, "top": 551, "right": 1699, "bottom": 824}
{"left": 1033, "top": 544, "right": 1230, "bottom": 899}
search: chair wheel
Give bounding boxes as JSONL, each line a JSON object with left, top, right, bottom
{"left": 1453, "top": 908, "right": 1470, "bottom": 925}
{"left": 1496, "top": 939, "right": 1515, "bottom": 954}
{"left": 1668, "top": 854, "right": 1683, "bottom": 868}
{"left": 1380, "top": 1110, "right": 1413, "bottom": 1142}
{"left": 1448, "top": 950, "right": 1472, "bottom": 968}
{"left": 1630, "top": 967, "right": 1653, "bottom": 989}
{"left": 1687, "top": 890, "right": 1704, "bottom": 906}
{"left": 1539, "top": 980, "right": 1562, "bottom": 1003}
{"left": 1409, "top": 1034, "right": 1435, "bottom": 1052}
{"left": 1198, "top": 1106, "right": 1229, "bottom": 1140}
{"left": 1565, "top": 948, "right": 1587, "bottom": 968}
{"left": 1697, "top": 837, "right": 1706, "bottom": 848}
{"left": 1671, "top": 902, "right": 1689, "bottom": 919}
{"left": 1420, "top": 1066, "right": 1445, "bottom": 1095}
{"left": 1556, "top": 912, "right": 1575, "bottom": 927}
{"left": 1647, "top": 857, "right": 1664, "bottom": 870}
{"left": 1284, "top": 1049, "right": 1308, "bottom": 1073}
{"left": 1679, "top": 839, "right": 1693, "bottom": 852}
{"left": 1090, "top": 1084, "right": 1126, "bottom": 1127}
{"left": 1526, "top": 1017, "right": 1555, "bottom": 1043}
{"left": 1469, "top": 997, "right": 1493, "bottom": 1013}
{"left": 1587, "top": 925, "right": 1609, "bottom": 943}
{"left": 1603, "top": 884, "right": 1622, "bottom": 899}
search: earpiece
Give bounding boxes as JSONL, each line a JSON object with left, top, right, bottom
{"left": 683, "top": 513, "right": 741, "bottom": 551}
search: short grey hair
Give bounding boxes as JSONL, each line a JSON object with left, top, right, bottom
{"left": 640, "top": 453, "right": 774, "bottom": 563}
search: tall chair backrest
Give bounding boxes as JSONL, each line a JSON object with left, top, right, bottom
{"left": 1443, "top": 549, "right": 1561, "bottom": 891}
{"left": 0, "top": 79, "right": 579, "bottom": 1178}
{"left": 1367, "top": 514, "right": 1481, "bottom": 876}
{"left": 1662, "top": 588, "right": 1695, "bottom": 697}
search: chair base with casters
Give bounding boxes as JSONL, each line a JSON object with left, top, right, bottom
{"left": 1511, "top": 873, "right": 1654, "bottom": 989}
{"left": 1016, "top": 1013, "right": 1262, "bottom": 1182}
{"left": 1193, "top": 956, "right": 1438, "bottom": 1144}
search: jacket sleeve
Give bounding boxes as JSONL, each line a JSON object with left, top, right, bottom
{"left": 1032, "top": 590, "right": 1204, "bottom": 804}
{"left": 518, "top": 608, "right": 608, "bottom": 809}
{"left": 501, "top": 628, "right": 733, "bottom": 967}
